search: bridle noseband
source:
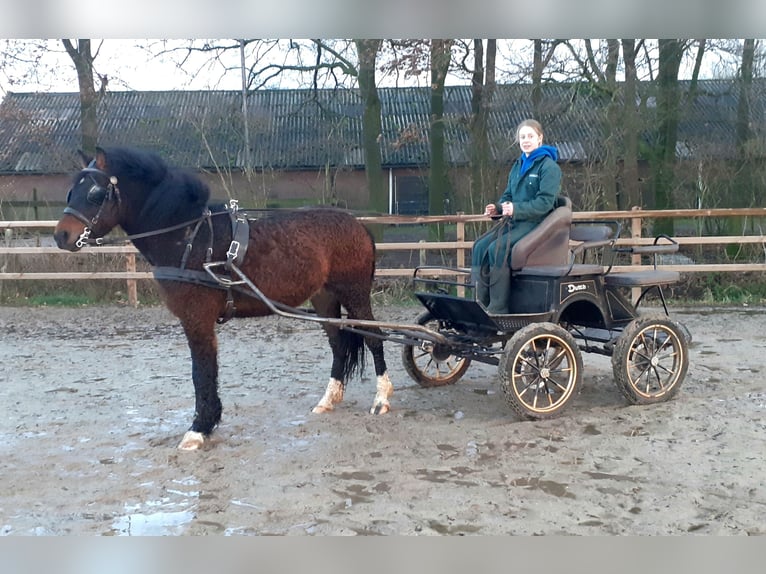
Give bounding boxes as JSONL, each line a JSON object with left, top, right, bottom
{"left": 63, "top": 165, "right": 121, "bottom": 247}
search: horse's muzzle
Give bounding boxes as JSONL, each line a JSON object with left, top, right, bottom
{"left": 53, "top": 220, "right": 85, "bottom": 252}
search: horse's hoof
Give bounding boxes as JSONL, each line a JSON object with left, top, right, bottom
{"left": 312, "top": 404, "right": 334, "bottom": 414}
{"left": 178, "top": 430, "right": 205, "bottom": 450}
{"left": 370, "top": 402, "right": 390, "bottom": 415}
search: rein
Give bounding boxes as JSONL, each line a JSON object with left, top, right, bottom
{"left": 71, "top": 207, "right": 230, "bottom": 247}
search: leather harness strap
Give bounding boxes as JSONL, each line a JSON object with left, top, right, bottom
{"left": 226, "top": 208, "right": 250, "bottom": 270}
{"left": 153, "top": 199, "right": 254, "bottom": 324}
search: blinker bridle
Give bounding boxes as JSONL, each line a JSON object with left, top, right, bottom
{"left": 63, "top": 165, "right": 121, "bottom": 248}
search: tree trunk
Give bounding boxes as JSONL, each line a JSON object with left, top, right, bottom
{"left": 620, "top": 39, "right": 641, "bottom": 210}
{"left": 734, "top": 39, "right": 756, "bottom": 208}
{"left": 62, "top": 39, "right": 102, "bottom": 157}
{"left": 354, "top": 39, "right": 387, "bottom": 215}
{"left": 601, "top": 39, "right": 620, "bottom": 210}
{"left": 652, "top": 39, "right": 684, "bottom": 234}
{"left": 428, "top": 39, "right": 452, "bottom": 240}
{"left": 532, "top": 40, "right": 543, "bottom": 117}
{"left": 469, "top": 39, "right": 496, "bottom": 214}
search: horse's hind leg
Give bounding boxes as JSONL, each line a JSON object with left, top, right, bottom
{"left": 366, "top": 336, "right": 392, "bottom": 414}
{"left": 337, "top": 288, "right": 393, "bottom": 415}
{"left": 310, "top": 291, "right": 359, "bottom": 414}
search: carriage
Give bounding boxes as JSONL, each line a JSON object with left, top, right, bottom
{"left": 219, "top": 195, "right": 691, "bottom": 422}
{"left": 395, "top": 197, "right": 690, "bottom": 421}
{"left": 54, "top": 146, "right": 690, "bottom": 449}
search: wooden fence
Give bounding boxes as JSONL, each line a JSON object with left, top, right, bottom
{"left": 2, "top": 207, "right": 765, "bottom": 306}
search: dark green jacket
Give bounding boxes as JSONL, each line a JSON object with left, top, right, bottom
{"left": 495, "top": 150, "right": 562, "bottom": 239}
{"left": 472, "top": 147, "right": 562, "bottom": 269}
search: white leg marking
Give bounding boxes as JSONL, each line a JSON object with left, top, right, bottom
{"left": 370, "top": 371, "right": 393, "bottom": 414}
{"left": 178, "top": 430, "right": 205, "bottom": 451}
{"left": 312, "top": 378, "right": 344, "bottom": 413}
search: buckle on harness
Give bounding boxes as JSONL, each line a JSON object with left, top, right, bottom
{"left": 226, "top": 240, "right": 241, "bottom": 262}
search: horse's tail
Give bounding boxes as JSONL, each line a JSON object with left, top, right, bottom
{"left": 338, "top": 328, "right": 366, "bottom": 381}
{"left": 363, "top": 223, "right": 377, "bottom": 281}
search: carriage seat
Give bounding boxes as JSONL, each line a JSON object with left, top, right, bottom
{"left": 513, "top": 204, "right": 617, "bottom": 278}
{"left": 510, "top": 195, "right": 573, "bottom": 271}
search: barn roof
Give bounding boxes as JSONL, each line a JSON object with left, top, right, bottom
{"left": 1, "top": 80, "right": 764, "bottom": 174}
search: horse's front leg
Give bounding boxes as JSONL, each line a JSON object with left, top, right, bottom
{"left": 177, "top": 322, "right": 222, "bottom": 450}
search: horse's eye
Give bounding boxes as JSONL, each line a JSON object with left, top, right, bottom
{"left": 87, "top": 184, "right": 107, "bottom": 205}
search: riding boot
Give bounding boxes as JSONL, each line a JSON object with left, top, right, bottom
{"left": 472, "top": 265, "right": 490, "bottom": 307}
{"left": 486, "top": 265, "right": 511, "bottom": 315}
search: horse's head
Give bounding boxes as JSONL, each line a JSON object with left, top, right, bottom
{"left": 54, "top": 148, "right": 123, "bottom": 251}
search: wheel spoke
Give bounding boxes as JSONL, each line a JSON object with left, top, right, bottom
{"left": 646, "top": 365, "right": 666, "bottom": 393}
{"left": 546, "top": 373, "right": 571, "bottom": 394}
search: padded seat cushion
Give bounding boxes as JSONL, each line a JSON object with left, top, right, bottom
{"left": 603, "top": 270, "right": 680, "bottom": 287}
{"left": 516, "top": 264, "right": 605, "bottom": 277}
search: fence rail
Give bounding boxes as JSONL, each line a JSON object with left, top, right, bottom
{"left": 2, "top": 207, "right": 765, "bottom": 306}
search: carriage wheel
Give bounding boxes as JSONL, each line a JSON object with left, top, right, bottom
{"left": 499, "top": 322, "right": 583, "bottom": 420}
{"left": 611, "top": 315, "right": 689, "bottom": 405}
{"left": 401, "top": 311, "right": 471, "bottom": 387}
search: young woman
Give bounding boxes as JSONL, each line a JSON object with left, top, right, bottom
{"left": 472, "top": 119, "right": 562, "bottom": 314}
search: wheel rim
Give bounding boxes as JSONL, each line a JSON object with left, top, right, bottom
{"left": 411, "top": 340, "right": 468, "bottom": 384}
{"left": 509, "top": 333, "right": 578, "bottom": 414}
{"left": 625, "top": 324, "right": 685, "bottom": 399}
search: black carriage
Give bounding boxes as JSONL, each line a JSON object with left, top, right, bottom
{"left": 397, "top": 197, "right": 690, "bottom": 420}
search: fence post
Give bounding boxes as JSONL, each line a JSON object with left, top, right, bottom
{"left": 456, "top": 214, "right": 465, "bottom": 297}
{"left": 631, "top": 207, "right": 643, "bottom": 304}
{"left": 126, "top": 253, "right": 138, "bottom": 307}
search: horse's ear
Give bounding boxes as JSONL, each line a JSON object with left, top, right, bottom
{"left": 77, "top": 150, "right": 92, "bottom": 168}
{"left": 94, "top": 147, "right": 108, "bottom": 171}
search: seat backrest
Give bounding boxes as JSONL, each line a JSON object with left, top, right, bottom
{"left": 510, "top": 195, "right": 573, "bottom": 270}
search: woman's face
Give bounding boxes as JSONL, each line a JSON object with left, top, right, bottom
{"left": 518, "top": 126, "right": 543, "bottom": 155}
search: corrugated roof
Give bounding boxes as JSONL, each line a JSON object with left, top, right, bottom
{"left": 0, "top": 80, "right": 763, "bottom": 174}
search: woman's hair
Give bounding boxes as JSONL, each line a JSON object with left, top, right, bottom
{"left": 515, "top": 119, "right": 544, "bottom": 142}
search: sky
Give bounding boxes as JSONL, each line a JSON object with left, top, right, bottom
{"left": 0, "top": 0, "right": 762, "bottom": 95}
{"left": 1, "top": 40, "right": 244, "bottom": 94}
{"left": 1, "top": 38, "right": 751, "bottom": 97}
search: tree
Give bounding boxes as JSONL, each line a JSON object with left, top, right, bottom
{"left": 354, "top": 39, "right": 387, "bottom": 215}
{"left": 468, "top": 39, "right": 497, "bottom": 214}
{"left": 428, "top": 39, "right": 453, "bottom": 228}
{"left": 620, "top": 39, "right": 641, "bottom": 210}
{"left": 62, "top": 39, "right": 108, "bottom": 157}
{"left": 733, "top": 39, "right": 757, "bottom": 208}
{"left": 531, "top": 40, "right": 562, "bottom": 118}
{"left": 594, "top": 39, "right": 621, "bottom": 210}
{"left": 651, "top": 39, "right": 687, "bottom": 234}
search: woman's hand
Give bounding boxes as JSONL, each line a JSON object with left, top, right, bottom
{"left": 484, "top": 203, "right": 497, "bottom": 217}
{"left": 501, "top": 201, "right": 514, "bottom": 217}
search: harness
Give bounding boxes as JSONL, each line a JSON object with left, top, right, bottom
{"left": 65, "top": 163, "right": 252, "bottom": 323}
{"left": 154, "top": 199, "right": 251, "bottom": 324}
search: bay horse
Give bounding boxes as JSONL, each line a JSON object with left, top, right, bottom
{"left": 54, "top": 146, "right": 393, "bottom": 450}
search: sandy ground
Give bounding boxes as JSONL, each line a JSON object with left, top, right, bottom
{"left": 0, "top": 302, "right": 764, "bottom": 536}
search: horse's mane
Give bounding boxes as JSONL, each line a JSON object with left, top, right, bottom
{"left": 103, "top": 146, "right": 211, "bottom": 226}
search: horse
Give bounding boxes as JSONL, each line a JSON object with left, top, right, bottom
{"left": 54, "top": 146, "right": 393, "bottom": 450}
